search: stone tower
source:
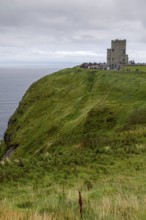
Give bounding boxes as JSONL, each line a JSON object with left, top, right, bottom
{"left": 107, "top": 39, "right": 128, "bottom": 69}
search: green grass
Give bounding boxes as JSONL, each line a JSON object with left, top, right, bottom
{"left": 1, "top": 67, "right": 146, "bottom": 219}
{"left": 2, "top": 67, "right": 146, "bottom": 158}
{"left": 1, "top": 153, "right": 146, "bottom": 219}
{"left": 121, "top": 65, "right": 146, "bottom": 72}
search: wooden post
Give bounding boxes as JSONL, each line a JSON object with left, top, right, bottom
{"left": 78, "top": 190, "right": 83, "bottom": 218}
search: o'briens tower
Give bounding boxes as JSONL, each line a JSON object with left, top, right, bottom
{"left": 107, "top": 39, "right": 128, "bottom": 69}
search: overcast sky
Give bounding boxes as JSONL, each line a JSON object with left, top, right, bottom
{"left": 0, "top": 0, "right": 146, "bottom": 63}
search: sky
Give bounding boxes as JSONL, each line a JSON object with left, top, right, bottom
{"left": 0, "top": 0, "right": 146, "bottom": 63}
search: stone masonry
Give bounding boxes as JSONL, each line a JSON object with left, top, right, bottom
{"left": 107, "top": 39, "right": 128, "bottom": 69}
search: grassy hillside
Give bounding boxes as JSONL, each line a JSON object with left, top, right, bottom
{"left": 1, "top": 67, "right": 146, "bottom": 159}
{"left": 121, "top": 65, "right": 146, "bottom": 72}
{"left": 2, "top": 67, "right": 146, "bottom": 219}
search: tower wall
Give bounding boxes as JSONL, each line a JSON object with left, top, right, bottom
{"left": 107, "top": 49, "right": 111, "bottom": 66}
{"left": 107, "top": 39, "right": 128, "bottom": 69}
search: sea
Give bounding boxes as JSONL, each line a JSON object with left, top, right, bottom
{"left": 0, "top": 62, "right": 78, "bottom": 140}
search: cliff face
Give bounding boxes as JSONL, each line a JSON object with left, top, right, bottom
{"left": 2, "top": 67, "right": 146, "bottom": 159}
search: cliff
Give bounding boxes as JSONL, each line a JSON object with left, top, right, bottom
{"left": 1, "top": 67, "right": 146, "bottom": 159}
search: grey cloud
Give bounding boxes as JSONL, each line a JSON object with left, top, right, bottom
{"left": 0, "top": 0, "right": 146, "bottom": 62}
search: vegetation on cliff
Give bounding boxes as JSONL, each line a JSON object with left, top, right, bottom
{"left": 2, "top": 67, "right": 146, "bottom": 159}
{"left": 1, "top": 67, "right": 146, "bottom": 219}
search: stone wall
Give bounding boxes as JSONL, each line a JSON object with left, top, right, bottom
{"left": 107, "top": 39, "right": 128, "bottom": 69}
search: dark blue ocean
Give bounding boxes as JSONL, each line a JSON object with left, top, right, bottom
{"left": 0, "top": 62, "right": 78, "bottom": 140}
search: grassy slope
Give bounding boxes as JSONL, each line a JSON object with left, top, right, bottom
{"left": 121, "top": 65, "right": 146, "bottom": 72}
{"left": 2, "top": 67, "right": 146, "bottom": 159}
{"left": 2, "top": 67, "right": 146, "bottom": 219}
